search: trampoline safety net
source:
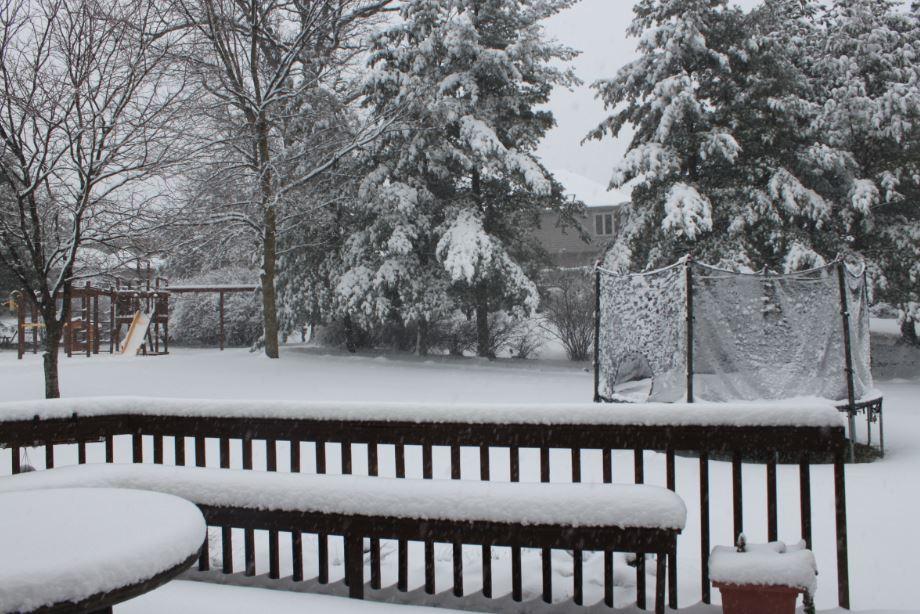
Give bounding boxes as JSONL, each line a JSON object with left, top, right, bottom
{"left": 596, "top": 260, "right": 874, "bottom": 403}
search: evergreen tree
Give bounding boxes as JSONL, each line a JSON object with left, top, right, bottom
{"left": 590, "top": 0, "right": 883, "bottom": 273}
{"left": 588, "top": 0, "right": 747, "bottom": 271}
{"left": 816, "top": 0, "right": 920, "bottom": 341}
{"left": 344, "top": 0, "right": 581, "bottom": 356}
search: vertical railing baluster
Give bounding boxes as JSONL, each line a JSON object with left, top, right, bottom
{"left": 605, "top": 549, "right": 614, "bottom": 608}
{"left": 342, "top": 440, "right": 352, "bottom": 475}
{"left": 369, "top": 442, "right": 381, "bottom": 591}
{"left": 450, "top": 443, "right": 462, "bottom": 597}
{"left": 316, "top": 440, "right": 328, "bottom": 585}
{"left": 604, "top": 447, "right": 613, "bottom": 607}
{"left": 479, "top": 445, "right": 491, "bottom": 599}
{"left": 219, "top": 437, "right": 232, "bottom": 574}
{"left": 572, "top": 447, "right": 583, "bottom": 606}
{"left": 510, "top": 444, "right": 521, "bottom": 602}
{"left": 635, "top": 448, "right": 645, "bottom": 610}
{"left": 511, "top": 542, "right": 523, "bottom": 602}
{"left": 540, "top": 446, "right": 552, "bottom": 604}
{"left": 345, "top": 534, "right": 365, "bottom": 599}
{"left": 195, "top": 434, "right": 209, "bottom": 571}
{"left": 11, "top": 446, "right": 20, "bottom": 474}
{"left": 153, "top": 436, "right": 164, "bottom": 464}
{"left": 106, "top": 435, "right": 114, "bottom": 463}
{"left": 131, "top": 434, "right": 141, "bottom": 464}
{"left": 666, "top": 448, "right": 677, "bottom": 609}
{"left": 700, "top": 452, "right": 711, "bottom": 604}
{"left": 291, "top": 440, "right": 303, "bottom": 582}
{"left": 195, "top": 436, "right": 206, "bottom": 468}
{"left": 425, "top": 533, "right": 436, "bottom": 595}
{"left": 78, "top": 441, "right": 86, "bottom": 465}
{"left": 767, "top": 453, "right": 778, "bottom": 542}
{"left": 423, "top": 442, "right": 434, "bottom": 593}
{"left": 396, "top": 443, "right": 407, "bottom": 592}
{"left": 45, "top": 444, "right": 53, "bottom": 469}
{"left": 266, "top": 438, "right": 280, "bottom": 580}
{"left": 173, "top": 436, "right": 184, "bottom": 466}
{"left": 799, "top": 454, "right": 812, "bottom": 548}
{"left": 243, "top": 434, "right": 255, "bottom": 576}
{"left": 732, "top": 450, "right": 743, "bottom": 540}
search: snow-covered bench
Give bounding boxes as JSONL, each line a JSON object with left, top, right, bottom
{"left": 0, "top": 463, "right": 686, "bottom": 614}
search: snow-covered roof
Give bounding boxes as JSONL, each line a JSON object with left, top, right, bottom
{"left": 551, "top": 169, "right": 631, "bottom": 207}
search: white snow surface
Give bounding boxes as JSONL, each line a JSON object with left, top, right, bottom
{"left": 0, "top": 463, "right": 687, "bottom": 530}
{"left": 0, "top": 344, "right": 915, "bottom": 610}
{"left": 120, "top": 581, "right": 461, "bottom": 614}
{"left": 0, "top": 488, "right": 204, "bottom": 612}
{"left": 710, "top": 540, "right": 818, "bottom": 596}
{"left": 0, "top": 395, "right": 845, "bottom": 428}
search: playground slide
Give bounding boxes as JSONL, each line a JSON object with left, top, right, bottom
{"left": 120, "top": 311, "right": 152, "bottom": 356}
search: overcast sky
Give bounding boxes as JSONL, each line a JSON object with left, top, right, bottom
{"left": 537, "top": 0, "right": 762, "bottom": 203}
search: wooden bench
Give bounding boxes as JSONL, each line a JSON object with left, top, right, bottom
{"left": 0, "top": 463, "right": 686, "bottom": 613}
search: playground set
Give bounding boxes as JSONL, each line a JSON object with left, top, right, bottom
{"left": 6, "top": 277, "right": 258, "bottom": 359}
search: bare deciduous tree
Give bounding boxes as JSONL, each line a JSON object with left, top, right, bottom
{"left": 0, "top": 0, "right": 192, "bottom": 397}
{"left": 174, "top": 0, "right": 402, "bottom": 358}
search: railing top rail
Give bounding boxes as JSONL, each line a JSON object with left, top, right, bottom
{"left": 0, "top": 396, "right": 845, "bottom": 428}
{"left": 0, "top": 397, "right": 846, "bottom": 455}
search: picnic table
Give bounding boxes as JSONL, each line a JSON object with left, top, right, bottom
{"left": 0, "top": 487, "right": 205, "bottom": 613}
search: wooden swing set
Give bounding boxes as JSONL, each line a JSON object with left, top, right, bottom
{"left": 8, "top": 278, "right": 258, "bottom": 359}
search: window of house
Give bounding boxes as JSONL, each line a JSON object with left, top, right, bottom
{"left": 595, "top": 213, "right": 613, "bottom": 236}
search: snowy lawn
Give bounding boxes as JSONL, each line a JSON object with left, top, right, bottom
{"left": 0, "top": 343, "right": 917, "bottom": 612}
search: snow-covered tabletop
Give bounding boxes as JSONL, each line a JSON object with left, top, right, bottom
{"left": 0, "top": 488, "right": 206, "bottom": 613}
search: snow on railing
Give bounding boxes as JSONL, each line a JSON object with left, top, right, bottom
{"left": 0, "top": 395, "right": 844, "bottom": 427}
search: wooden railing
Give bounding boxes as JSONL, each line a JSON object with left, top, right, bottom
{"left": 0, "top": 401, "right": 850, "bottom": 609}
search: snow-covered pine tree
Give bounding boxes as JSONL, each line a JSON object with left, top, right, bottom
{"left": 815, "top": 0, "right": 920, "bottom": 341}
{"left": 589, "top": 0, "right": 891, "bottom": 274}
{"left": 350, "top": 0, "right": 582, "bottom": 356}
{"left": 588, "top": 0, "right": 747, "bottom": 271}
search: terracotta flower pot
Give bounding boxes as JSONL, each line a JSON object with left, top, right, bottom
{"left": 714, "top": 581, "right": 803, "bottom": 614}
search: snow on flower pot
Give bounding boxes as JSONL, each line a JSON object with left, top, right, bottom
{"left": 709, "top": 536, "right": 817, "bottom": 614}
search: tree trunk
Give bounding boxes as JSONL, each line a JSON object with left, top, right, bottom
{"left": 476, "top": 298, "right": 492, "bottom": 358}
{"left": 901, "top": 312, "right": 919, "bottom": 345}
{"left": 257, "top": 114, "right": 280, "bottom": 359}
{"left": 416, "top": 317, "right": 429, "bottom": 356}
{"left": 261, "top": 205, "right": 280, "bottom": 358}
{"left": 42, "top": 319, "right": 62, "bottom": 399}
{"left": 343, "top": 314, "right": 357, "bottom": 353}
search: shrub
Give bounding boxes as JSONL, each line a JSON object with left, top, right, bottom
{"left": 539, "top": 269, "right": 595, "bottom": 361}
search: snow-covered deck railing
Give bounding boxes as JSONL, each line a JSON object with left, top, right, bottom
{"left": 0, "top": 396, "right": 850, "bottom": 610}
{"left": 0, "top": 465, "right": 684, "bottom": 613}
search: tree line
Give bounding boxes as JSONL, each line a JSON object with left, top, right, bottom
{"left": 591, "top": 0, "right": 920, "bottom": 342}
{"left": 1, "top": 0, "right": 917, "bottom": 399}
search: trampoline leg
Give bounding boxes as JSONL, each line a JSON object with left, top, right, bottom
{"left": 847, "top": 411, "right": 857, "bottom": 462}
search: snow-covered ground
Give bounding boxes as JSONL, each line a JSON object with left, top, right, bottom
{"left": 0, "top": 329, "right": 917, "bottom": 613}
